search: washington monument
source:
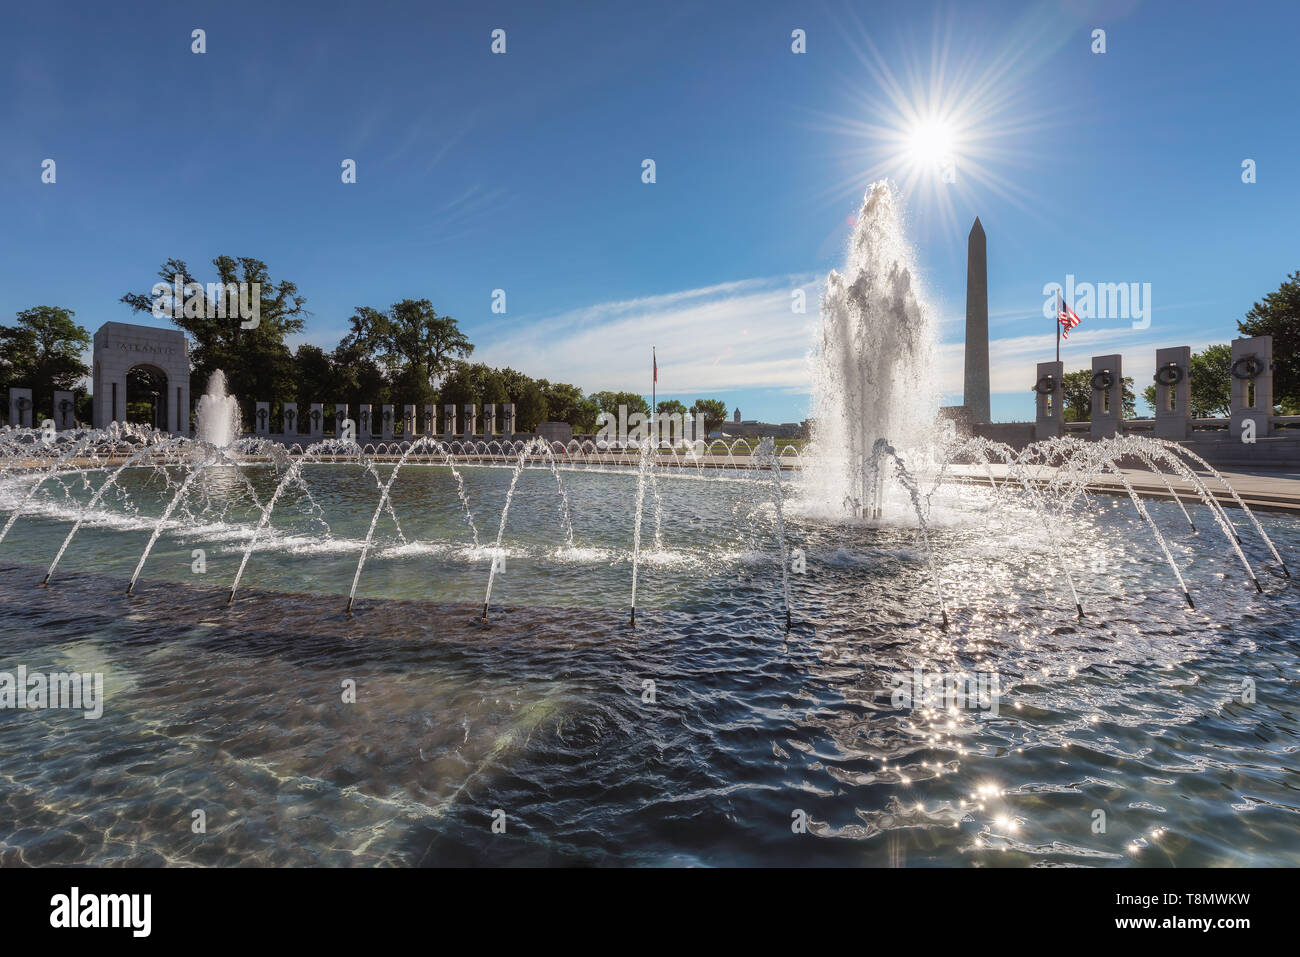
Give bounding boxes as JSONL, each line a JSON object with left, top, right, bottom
{"left": 963, "top": 217, "right": 990, "bottom": 423}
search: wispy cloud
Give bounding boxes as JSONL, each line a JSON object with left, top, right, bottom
{"left": 473, "top": 274, "right": 824, "bottom": 395}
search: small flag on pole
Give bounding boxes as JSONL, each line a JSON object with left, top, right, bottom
{"left": 1057, "top": 292, "right": 1081, "bottom": 339}
{"left": 653, "top": 348, "right": 657, "bottom": 383}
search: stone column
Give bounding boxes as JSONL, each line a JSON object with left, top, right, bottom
{"left": 464, "top": 403, "right": 477, "bottom": 438}
{"left": 1231, "top": 335, "right": 1273, "bottom": 439}
{"left": 53, "top": 390, "right": 76, "bottom": 430}
{"left": 443, "top": 404, "right": 457, "bottom": 438}
{"left": 176, "top": 380, "right": 190, "bottom": 436}
{"left": 309, "top": 403, "right": 324, "bottom": 439}
{"left": 1089, "top": 354, "right": 1122, "bottom": 439}
{"left": 334, "top": 403, "right": 348, "bottom": 438}
{"left": 1034, "top": 361, "right": 1063, "bottom": 441}
{"left": 8, "top": 388, "right": 33, "bottom": 428}
{"left": 962, "top": 217, "right": 990, "bottom": 424}
{"left": 255, "top": 401, "right": 270, "bottom": 435}
{"left": 359, "top": 404, "right": 373, "bottom": 439}
{"left": 422, "top": 404, "right": 435, "bottom": 436}
{"left": 381, "top": 404, "right": 394, "bottom": 440}
{"left": 502, "top": 402, "right": 516, "bottom": 436}
{"left": 483, "top": 403, "right": 496, "bottom": 436}
{"left": 403, "top": 404, "right": 416, "bottom": 440}
{"left": 1154, "top": 346, "right": 1191, "bottom": 440}
{"left": 283, "top": 402, "right": 298, "bottom": 437}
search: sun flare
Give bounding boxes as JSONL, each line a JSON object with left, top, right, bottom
{"left": 906, "top": 118, "right": 957, "bottom": 169}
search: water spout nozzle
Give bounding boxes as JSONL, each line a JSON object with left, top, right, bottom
{"left": 1184, "top": 591, "right": 1195, "bottom": 610}
{"left": 1076, "top": 603, "right": 1084, "bottom": 619}
{"left": 940, "top": 609, "right": 949, "bottom": 631}
{"left": 629, "top": 606, "right": 636, "bottom": 627}
{"left": 40, "top": 574, "right": 49, "bottom": 587}
{"left": 1253, "top": 578, "right": 1264, "bottom": 594}
{"left": 479, "top": 601, "right": 490, "bottom": 622}
{"left": 785, "top": 610, "right": 792, "bottom": 631}
{"left": 345, "top": 597, "right": 354, "bottom": 616}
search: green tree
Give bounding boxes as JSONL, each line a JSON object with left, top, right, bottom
{"left": 690, "top": 398, "right": 730, "bottom": 433}
{"left": 590, "top": 390, "right": 650, "bottom": 417}
{"left": 0, "top": 306, "right": 91, "bottom": 421}
{"left": 440, "top": 361, "right": 508, "bottom": 408}
{"left": 1238, "top": 269, "right": 1300, "bottom": 407}
{"left": 496, "top": 368, "right": 549, "bottom": 432}
{"left": 1060, "top": 369, "right": 1136, "bottom": 422}
{"left": 656, "top": 399, "right": 687, "bottom": 416}
{"left": 539, "top": 379, "right": 598, "bottom": 432}
{"left": 121, "top": 257, "right": 307, "bottom": 420}
{"left": 342, "top": 298, "right": 472, "bottom": 394}
{"left": 293, "top": 344, "right": 336, "bottom": 409}
{"left": 1141, "top": 344, "right": 1233, "bottom": 418}
{"left": 330, "top": 339, "right": 390, "bottom": 410}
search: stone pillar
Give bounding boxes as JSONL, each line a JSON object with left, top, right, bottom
{"left": 359, "top": 404, "right": 373, "bottom": 439}
{"left": 53, "top": 390, "right": 76, "bottom": 430}
{"left": 1089, "top": 354, "right": 1122, "bottom": 439}
{"left": 1034, "top": 361, "right": 1063, "bottom": 440}
{"left": 1154, "top": 346, "right": 1191, "bottom": 440}
{"left": 403, "top": 404, "right": 416, "bottom": 440}
{"left": 443, "top": 404, "right": 457, "bottom": 438}
{"left": 255, "top": 401, "right": 271, "bottom": 435}
{"left": 502, "top": 402, "right": 516, "bottom": 436}
{"left": 422, "top": 404, "right": 435, "bottom": 436}
{"left": 309, "top": 403, "right": 324, "bottom": 438}
{"left": 282, "top": 402, "right": 298, "bottom": 437}
{"left": 962, "top": 217, "right": 990, "bottom": 424}
{"left": 381, "top": 404, "right": 394, "bottom": 440}
{"left": 1231, "top": 335, "right": 1273, "bottom": 440}
{"left": 464, "top": 403, "right": 477, "bottom": 437}
{"left": 483, "top": 403, "right": 496, "bottom": 436}
{"left": 8, "top": 388, "right": 33, "bottom": 428}
{"left": 334, "top": 403, "right": 348, "bottom": 438}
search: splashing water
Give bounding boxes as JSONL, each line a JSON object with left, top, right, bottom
{"left": 804, "top": 182, "right": 939, "bottom": 517}
{"left": 196, "top": 370, "right": 240, "bottom": 446}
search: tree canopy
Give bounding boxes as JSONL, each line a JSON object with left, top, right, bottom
{"left": 121, "top": 256, "right": 307, "bottom": 414}
{"left": 0, "top": 306, "right": 91, "bottom": 420}
{"left": 1238, "top": 269, "right": 1300, "bottom": 409}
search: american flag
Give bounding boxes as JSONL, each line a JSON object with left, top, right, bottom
{"left": 1057, "top": 292, "right": 1081, "bottom": 339}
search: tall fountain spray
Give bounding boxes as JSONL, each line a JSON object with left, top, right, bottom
{"left": 195, "top": 370, "right": 240, "bottom": 447}
{"left": 804, "top": 182, "right": 939, "bottom": 516}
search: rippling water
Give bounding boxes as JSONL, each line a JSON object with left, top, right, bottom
{"left": 0, "top": 463, "right": 1297, "bottom": 866}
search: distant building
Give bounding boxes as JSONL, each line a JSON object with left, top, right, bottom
{"left": 733, "top": 407, "right": 741, "bottom": 423}
{"left": 725, "top": 419, "right": 807, "bottom": 440}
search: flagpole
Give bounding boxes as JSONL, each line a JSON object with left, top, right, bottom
{"left": 1056, "top": 292, "right": 1061, "bottom": 363}
{"left": 651, "top": 346, "right": 656, "bottom": 449}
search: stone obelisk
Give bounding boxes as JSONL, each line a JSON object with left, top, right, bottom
{"left": 963, "top": 217, "right": 990, "bottom": 423}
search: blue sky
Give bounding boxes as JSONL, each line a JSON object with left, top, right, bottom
{"left": 2, "top": 0, "right": 1297, "bottom": 423}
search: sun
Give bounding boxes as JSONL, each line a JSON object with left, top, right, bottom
{"left": 906, "top": 118, "right": 957, "bottom": 170}
{"left": 804, "top": 10, "right": 1055, "bottom": 239}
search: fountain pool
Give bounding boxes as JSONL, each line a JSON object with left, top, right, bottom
{"left": 0, "top": 183, "right": 1296, "bottom": 867}
{"left": 0, "top": 428, "right": 1296, "bottom": 866}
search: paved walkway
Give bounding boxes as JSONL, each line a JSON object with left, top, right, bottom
{"left": 948, "top": 465, "right": 1300, "bottom": 514}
